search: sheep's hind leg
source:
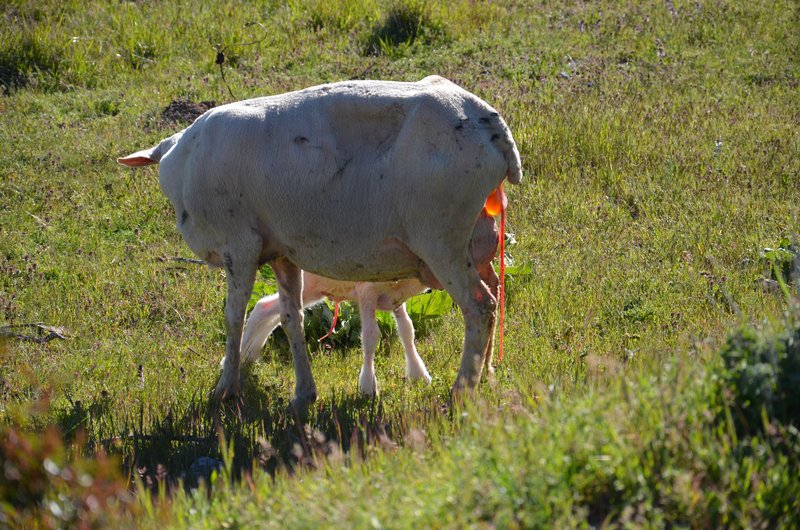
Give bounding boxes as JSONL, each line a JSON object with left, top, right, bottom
{"left": 421, "top": 243, "right": 496, "bottom": 396}
{"left": 214, "top": 243, "right": 260, "bottom": 401}
{"left": 239, "top": 275, "right": 327, "bottom": 367}
{"left": 271, "top": 257, "right": 317, "bottom": 411}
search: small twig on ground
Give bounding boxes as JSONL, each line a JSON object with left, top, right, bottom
{"left": 0, "top": 323, "right": 70, "bottom": 343}
{"left": 355, "top": 61, "right": 377, "bottom": 79}
{"left": 186, "top": 346, "right": 210, "bottom": 362}
{"left": 156, "top": 256, "right": 206, "bottom": 265}
{"left": 26, "top": 211, "right": 48, "bottom": 228}
{"left": 172, "top": 257, "right": 206, "bottom": 265}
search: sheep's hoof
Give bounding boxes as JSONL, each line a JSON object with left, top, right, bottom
{"left": 483, "top": 364, "right": 496, "bottom": 384}
{"left": 450, "top": 374, "right": 479, "bottom": 406}
{"left": 289, "top": 389, "right": 317, "bottom": 415}
{"left": 359, "top": 381, "right": 379, "bottom": 397}
{"left": 212, "top": 378, "right": 241, "bottom": 402}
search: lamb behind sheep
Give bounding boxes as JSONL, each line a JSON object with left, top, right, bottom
{"left": 241, "top": 274, "right": 429, "bottom": 396}
{"left": 238, "top": 209, "right": 500, "bottom": 396}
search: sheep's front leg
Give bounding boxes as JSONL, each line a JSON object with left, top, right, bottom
{"left": 392, "top": 304, "right": 431, "bottom": 384}
{"left": 271, "top": 257, "right": 317, "bottom": 410}
{"left": 214, "top": 249, "right": 259, "bottom": 401}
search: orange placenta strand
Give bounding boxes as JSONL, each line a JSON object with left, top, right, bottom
{"left": 483, "top": 184, "right": 507, "bottom": 362}
{"left": 483, "top": 184, "right": 507, "bottom": 217}
{"left": 318, "top": 300, "right": 341, "bottom": 342}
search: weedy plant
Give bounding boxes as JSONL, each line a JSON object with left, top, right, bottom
{"left": 363, "top": 0, "right": 448, "bottom": 57}
{"left": 718, "top": 314, "right": 800, "bottom": 438}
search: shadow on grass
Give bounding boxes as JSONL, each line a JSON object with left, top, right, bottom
{"left": 53, "top": 366, "right": 443, "bottom": 493}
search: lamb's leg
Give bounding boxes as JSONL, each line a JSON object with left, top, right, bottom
{"left": 238, "top": 293, "right": 281, "bottom": 365}
{"left": 214, "top": 245, "right": 260, "bottom": 401}
{"left": 392, "top": 303, "right": 431, "bottom": 384}
{"left": 271, "top": 257, "right": 317, "bottom": 410}
{"left": 239, "top": 274, "right": 325, "bottom": 366}
{"left": 358, "top": 298, "right": 380, "bottom": 396}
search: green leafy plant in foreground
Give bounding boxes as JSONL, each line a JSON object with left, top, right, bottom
{"left": 718, "top": 316, "right": 800, "bottom": 439}
{"left": 760, "top": 238, "right": 799, "bottom": 296}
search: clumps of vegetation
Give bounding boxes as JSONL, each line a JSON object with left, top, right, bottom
{"left": 306, "top": 0, "right": 364, "bottom": 33}
{"left": 0, "top": 32, "right": 63, "bottom": 93}
{"left": 119, "top": 39, "right": 159, "bottom": 72}
{"left": 760, "top": 237, "right": 799, "bottom": 286}
{"left": 0, "top": 426, "right": 137, "bottom": 528}
{"left": 0, "top": 9, "right": 100, "bottom": 93}
{"left": 161, "top": 316, "right": 800, "bottom": 528}
{"left": 718, "top": 318, "right": 800, "bottom": 438}
{"left": 364, "top": 0, "right": 448, "bottom": 57}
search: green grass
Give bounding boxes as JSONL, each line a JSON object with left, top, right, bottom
{"left": 1, "top": 0, "right": 799, "bottom": 527}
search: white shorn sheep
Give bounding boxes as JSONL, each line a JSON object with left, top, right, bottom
{"left": 119, "top": 76, "right": 521, "bottom": 409}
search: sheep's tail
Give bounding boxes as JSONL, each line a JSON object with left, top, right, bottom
{"left": 117, "top": 131, "right": 183, "bottom": 167}
{"left": 504, "top": 140, "right": 523, "bottom": 185}
{"left": 498, "top": 129, "right": 522, "bottom": 185}
{"left": 485, "top": 112, "right": 523, "bottom": 185}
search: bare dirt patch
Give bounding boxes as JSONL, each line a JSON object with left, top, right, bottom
{"left": 160, "top": 98, "right": 216, "bottom": 125}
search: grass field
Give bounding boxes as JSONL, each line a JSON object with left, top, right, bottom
{"left": 1, "top": 0, "right": 799, "bottom": 527}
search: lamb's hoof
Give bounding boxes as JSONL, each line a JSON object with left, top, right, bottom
{"left": 407, "top": 365, "right": 432, "bottom": 384}
{"left": 359, "top": 372, "right": 379, "bottom": 397}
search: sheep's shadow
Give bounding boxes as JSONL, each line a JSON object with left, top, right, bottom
{"left": 54, "top": 366, "right": 407, "bottom": 492}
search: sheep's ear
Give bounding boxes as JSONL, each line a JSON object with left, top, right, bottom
{"left": 117, "top": 149, "right": 158, "bottom": 167}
